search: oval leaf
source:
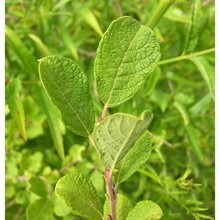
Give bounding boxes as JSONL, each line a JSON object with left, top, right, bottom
{"left": 94, "top": 16, "right": 160, "bottom": 107}
{"left": 55, "top": 173, "right": 103, "bottom": 220}
{"left": 94, "top": 111, "right": 153, "bottom": 171}
{"left": 126, "top": 200, "right": 163, "bottom": 220}
{"left": 39, "top": 56, "right": 95, "bottom": 137}
{"left": 26, "top": 199, "right": 53, "bottom": 220}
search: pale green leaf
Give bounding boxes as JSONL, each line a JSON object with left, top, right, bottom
{"left": 183, "top": 0, "right": 201, "bottom": 53}
{"left": 173, "top": 101, "right": 189, "bottom": 126}
{"left": 114, "top": 131, "right": 152, "bottom": 185}
{"left": 29, "top": 34, "right": 50, "bottom": 56}
{"left": 185, "top": 124, "right": 203, "bottom": 161}
{"left": 94, "top": 111, "right": 153, "bottom": 171}
{"left": 26, "top": 199, "right": 54, "bottom": 220}
{"left": 126, "top": 200, "right": 163, "bottom": 220}
{"left": 104, "top": 194, "right": 132, "bottom": 220}
{"left": 79, "top": 6, "right": 103, "bottom": 36}
{"left": 55, "top": 172, "right": 103, "bottom": 220}
{"left": 38, "top": 88, "right": 65, "bottom": 159}
{"left": 142, "top": 67, "right": 161, "bottom": 96}
{"left": 60, "top": 28, "right": 79, "bottom": 59}
{"left": 29, "top": 177, "right": 48, "bottom": 198}
{"left": 5, "top": 26, "right": 38, "bottom": 76}
{"left": 189, "top": 56, "right": 215, "bottom": 100}
{"left": 6, "top": 79, "right": 27, "bottom": 140}
{"left": 39, "top": 56, "right": 95, "bottom": 137}
{"left": 94, "top": 16, "right": 160, "bottom": 107}
{"left": 164, "top": 7, "right": 191, "bottom": 23}
{"left": 189, "top": 93, "right": 212, "bottom": 115}
{"left": 53, "top": 195, "right": 71, "bottom": 217}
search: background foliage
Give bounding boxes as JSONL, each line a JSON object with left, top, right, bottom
{"left": 5, "top": 0, "right": 215, "bottom": 219}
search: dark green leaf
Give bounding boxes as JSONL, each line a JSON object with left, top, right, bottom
{"left": 39, "top": 56, "right": 95, "bottom": 137}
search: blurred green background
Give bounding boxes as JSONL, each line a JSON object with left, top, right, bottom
{"left": 5, "top": 0, "right": 215, "bottom": 219}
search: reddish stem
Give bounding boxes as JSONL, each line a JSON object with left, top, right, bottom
{"left": 104, "top": 168, "right": 116, "bottom": 220}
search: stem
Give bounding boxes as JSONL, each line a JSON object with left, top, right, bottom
{"left": 104, "top": 169, "right": 116, "bottom": 220}
{"left": 158, "top": 48, "right": 215, "bottom": 66}
{"left": 147, "top": 0, "right": 176, "bottom": 29}
{"left": 101, "top": 104, "right": 108, "bottom": 121}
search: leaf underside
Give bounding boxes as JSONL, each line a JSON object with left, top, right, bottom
{"left": 39, "top": 56, "right": 95, "bottom": 137}
{"left": 55, "top": 173, "right": 103, "bottom": 220}
{"left": 94, "top": 16, "right": 160, "bottom": 107}
{"left": 94, "top": 111, "right": 153, "bottom": 171}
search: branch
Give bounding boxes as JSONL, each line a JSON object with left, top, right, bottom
{"left": 58, "top": 159, "right": 79, "bottom": 174}
{"left": 104, "top": 169, "right": 116, "bottom": 220}
{"left": 158, "top": 48, "right": 215, "bottom": 66}
{"left": 147, "top": 0, "right": 176, "bottom": 29}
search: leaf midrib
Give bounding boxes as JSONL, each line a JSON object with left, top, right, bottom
{"left": 106, "top": 23, "right": 142, "bottom": 105}
{"left": 40, "top": 61, "right": 91, "bottom": 136}
{"left": 110, "top": 119, "right": 138, "bottom": 172}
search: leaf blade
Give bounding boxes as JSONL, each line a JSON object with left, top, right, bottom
{"left": 38, "top": 87, "right": 65, "bottom": 159}
{"left": 94, "top": 111, "right": 153, "bottom": 171}
{"left": 55, "top": 172, "right": 103, "bottom": 220}
{"left": 189, "top": 56, "right": 215, "bottom": 100}
{"left": 126, "top": 200, "right": 163, "bottom": 220}
{"left": 114, "top": 131, "right": 152, "bottom": 185}
{"left": 6, "top": 79, "right": 27, "bottom": 141}
{"left": 39, "top": 56, "right": 95, "bottom": 137}
{"left": 183, "top": 0, "right": 201, "bottom": 53}
{"left": 94, "top": 16, "right": 160, "bottom": 107}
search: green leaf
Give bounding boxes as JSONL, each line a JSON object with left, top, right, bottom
{"left": 94, "top": 16, "right": 160, "bottom": 107}
{"left": 39, "top": 56, "right": 95, "bottom": 137}
{"left": 79, "top": 6, "right": 103, "bottom": 36}
{"left": 185, "top": 124, "right": 203, "bottom": 161}
{"left": 114, "top": 131, "right": 152, "bottom": 185}
{"left": 94, "top": 111, "right": 153, "bottom": 171}
{"left": 53, "top": 195, "right": 71, "bottom": 217}
{"left": 189, "top": 93, "right": 212, "bottom": 115}
{"left": 26, "top": 199, "right": 54, "bottom": 220}
{"left": 104, "top": 194, "right": 132, "bottom": 220}
{"left": 55, "top": 172, "right": 103, "bottom": 220}
{"left": 142, "top": 67, "right": 161, "bottom": 96}
{"left": 29, "top": 177, "right": 48, "bottom": 198}
{"left": 126, "top": 200, "right": 163, "bottom": 220}
{"left": 5, "top": 26, "right": 38, "bottom": 76}
{"left": 6, "top": 79, "right": 27, "bottom": 140}
{"left": 183, "top": 0, "right": 201, "bottom": 53}
{"left": 29, "top": 34, "right": 50, "bottom": 56}
{"left": 38, "top": 88, "right": 65, "bottom": 159}
{"left": 173, "top": 101, "right": 189, "bottom": 126}
{"left": 150, "top": 90, "right": 170, "bottom": 112}
{"left": 60, "top": 27, "right": 79, "bottom": 60}
{"left": 189, "top": 56, "right": 215, "bottom": 100}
